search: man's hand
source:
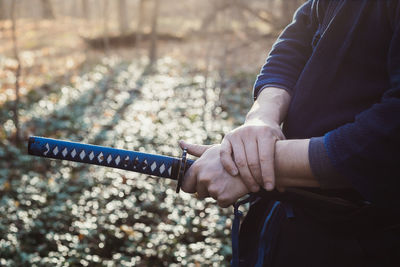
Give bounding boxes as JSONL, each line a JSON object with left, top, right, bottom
{"left": 179, "top": 140, "right": 249, "bottom": 208}
{"left": 220, "top": 119, "right": 284, "bottom": 192}
{"left": 219, "top": 87, "right": 291, "bottom": 192}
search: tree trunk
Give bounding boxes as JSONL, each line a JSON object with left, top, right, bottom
{"left": 102, "top": 0, "right": 110, "bottom": 53}
{"left": 149, "top": 0, "right": 160, "bottom": 66}
{"left": 0, "top": 0, "right": 8, "bottom": 20}
{"left": 82, "top": 0, "right": 89, "bottom": 20}
{"left": 118, "top": 0, "right": 129, "bottom": 34}
{"left": 41, "top": 0, "right": 55, "bottom": 19}
{"left": 200, "top": 0, "right": 231, "bottom": 32}
{"left": 11, "top": 0, "right": 21, "bottom": 145}
{"left": 135, "top": 0, "right": 146, "bottom": 46}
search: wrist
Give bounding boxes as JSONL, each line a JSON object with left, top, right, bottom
{"left": 245, "top": 112, "right": 281, "bottom": 127}
{"left": 246, "top": 87, "right": 291, "bottom": 124}
{"left": 274, "top": 139, "right": 320, "bottom": 188}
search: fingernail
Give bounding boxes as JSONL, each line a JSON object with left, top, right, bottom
{"left": 231, "top": 169, "right": 238, "bottom": 176}
{"left": 265, "top": 183, "right": 274, "bottom": 191}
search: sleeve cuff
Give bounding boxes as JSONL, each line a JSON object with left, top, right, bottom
{"left": 309, "top": 137, "right": 352, "bottom": 189}
{"left": 254, "top": 84, "right": 292, "bottom": 101}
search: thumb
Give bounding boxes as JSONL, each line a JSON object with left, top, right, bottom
{"left": 179, "top": 140, "right": 211, "bottom": 157}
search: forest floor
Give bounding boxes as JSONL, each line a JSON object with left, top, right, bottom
{"left": 0, "top": 18, "right": 279, "bottom": 266}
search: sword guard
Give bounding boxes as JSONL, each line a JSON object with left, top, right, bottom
{"left": 176, "top": 148, "right": 188, "bottom": 193}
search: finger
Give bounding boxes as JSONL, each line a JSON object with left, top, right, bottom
{"left": 181, "top": 164, "right": 198, "bottom": 193}
{"left": 208, "top": 185, "right": 219, "bottom": 200}
{"left": 196, "top": 181, "right": 209, "bottom": 199}
{"left": 217, "top": 198, "right": 233, "bottom": 208}
{"left": 257, "top": 135, "right": 276, "bottom": 191}
{"left": 230, "top": 137, "right": 260, "bottom": 192}
{"left": 243, "top": 137, "right": 263, "bottom": 185}
{"left": 220, "top": 138, "right": 239, "bottom": 176}
{"left": 218, "top": 176, "right": 250, "bottom": 208}
{"left": 179, "top": 140, "right": 211, "bottom": 157}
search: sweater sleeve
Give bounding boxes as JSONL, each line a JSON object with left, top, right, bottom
{"left": 309, "top": 137, "right": 352, "bottom": 189}
{"left": 324, "top": 4, "right": 400, "bottom": 209}
{"left": 253, "top": 0, "right": 318, "bottom": 100}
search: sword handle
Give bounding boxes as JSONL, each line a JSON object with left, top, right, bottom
{"left": 176, "top": 148, "right": 188, "bottom": 193}
{"left": 28, "top": 136, "right": 194, "bottom": 181}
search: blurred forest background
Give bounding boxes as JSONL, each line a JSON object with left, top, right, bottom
{"left": 0, "top": 0, "right": 303, "bottom": 266}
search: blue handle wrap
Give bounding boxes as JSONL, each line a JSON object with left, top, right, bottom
{"left": 28, "top": 136, "right": 194, "bottom": 180}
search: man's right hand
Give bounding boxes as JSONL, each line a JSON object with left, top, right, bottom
{"left": 179, "top": 141, "right": 249, "bottom": 208}
{"left": 219, "top": 87, "right": 291, "bottom": 192}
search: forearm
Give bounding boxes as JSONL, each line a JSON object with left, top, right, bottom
{"left": 246, "top": 87, "right": 291, "bottom": 124}
{"left": 274, "top": 139, "right": 321, "bottom": 188}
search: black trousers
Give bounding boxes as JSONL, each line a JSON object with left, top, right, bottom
{"left": 238, "top": 189, "right": 400, "bottom": 267}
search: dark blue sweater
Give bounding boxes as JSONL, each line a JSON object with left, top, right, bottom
{"left": 254, "top": 0, "right": 400, "bottom": 209}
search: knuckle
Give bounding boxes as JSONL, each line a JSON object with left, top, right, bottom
{"left": 217, "top": 196, "right": 231, "bottom": 208}
{"left": 198, "top": 173, "right": 209, "bottom": 184}
{"left": 259, "top": 125, "right": 271, "bottom": 132}
{"left": 208, "top": 187, "right": 219, "bottom": 199}
{"left": 230, "top": 132, "right": 240, "bottom": 140}
{"left": 262, "top": 129, "right": 275, "bottom": 137}
{"left": 224, "top": 132, "right": 233, "bottom": 140}
{"left": 235, "top": 158, "right": 246, "bottom": 168}
{"left": 247, "top": 161, "right": 259, "bottom": 168}
{"left": 242, "top": 127, "right": 253, "bottom": 135}
{"left": 259, "top": 126, "right": 279, "bottom": 136}
{"left": 181, "top": 184, "right": 195, "bottom": 194}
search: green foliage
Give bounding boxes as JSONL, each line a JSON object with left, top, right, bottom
{"left": 0, "top": 57, "right": 253, "bottom": 266}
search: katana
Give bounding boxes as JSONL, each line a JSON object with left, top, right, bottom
{"left": 28, "top": 136, "right": 194, "bottom": 193}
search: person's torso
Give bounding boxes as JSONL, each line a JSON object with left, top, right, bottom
{"left": 283, "top": 0, "right": 395, "bottom": 138}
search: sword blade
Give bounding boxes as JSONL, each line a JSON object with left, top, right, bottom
{"left": 28, "top": 136, "right": 194, "bottom": 180}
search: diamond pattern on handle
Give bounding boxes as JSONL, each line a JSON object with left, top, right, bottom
{"left": 62, "top": 148, "right": 68, "bottom": 157}
{"left": 133, "top": 157, "right": 139, "bottom": 169}
{"left": 44, "top": 143, "right": 50, "bottom": 155}
{"left": 89, "top": 151, "right": 94, "bottom": 161}
{"left": 98, "top": 152, "right": 104, "bottom": 163}
{"left": 80, "top": 150, "right": 86, "bottom": 160}
{"left": 123, "top": 156, "right": 129, "bottom": 167}
{"left": 32, "top": 137, "right": 180, "bottom": 180}
{"left": 53, "top": 146, "right": 59, "bottom": 155}
{"left": 115, "top": 155, "right": 121, "bottom": 165}
{"left": 142, "top": 160, "right": 148, "bottom": 170}
{"left": 151, "top": 162, "right": 157, "bottom": 172}
{"left": 159, "top": 164, "right": 165, "bottom": 174}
